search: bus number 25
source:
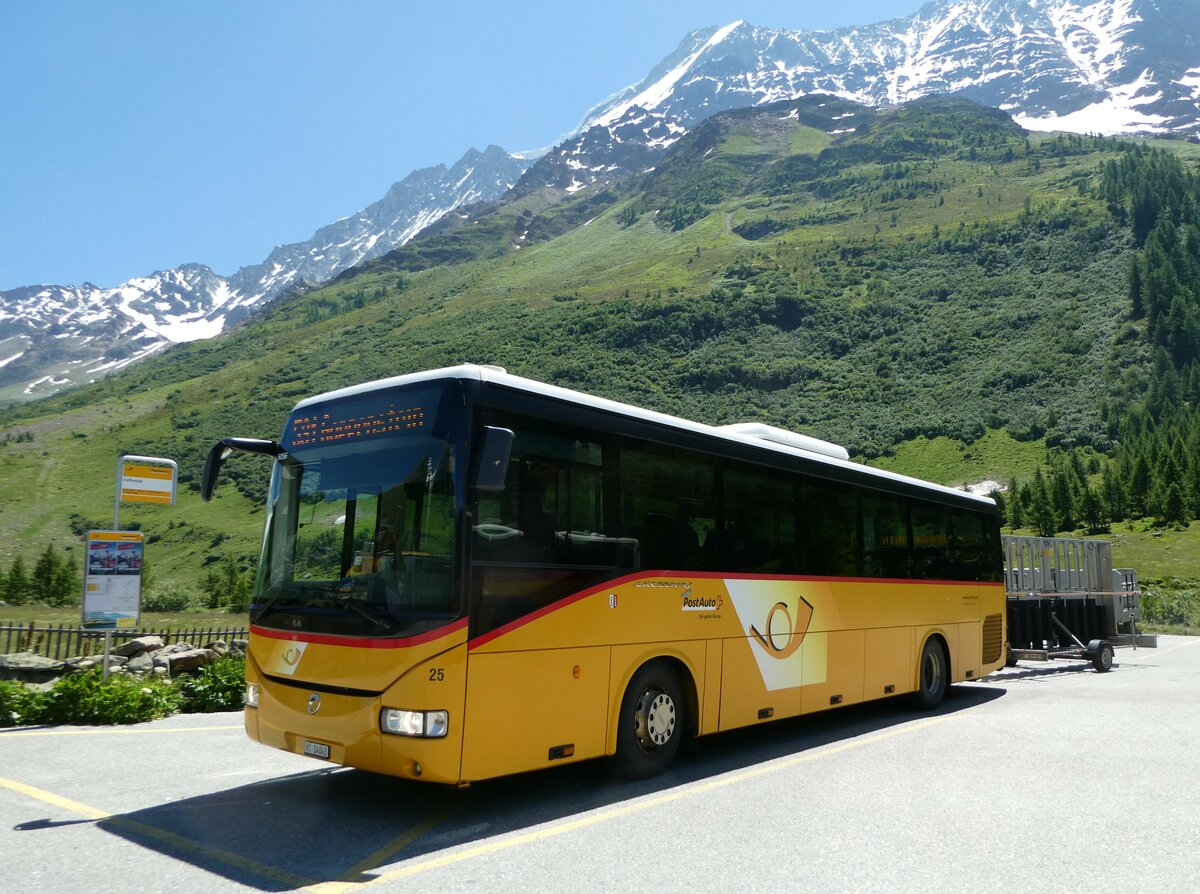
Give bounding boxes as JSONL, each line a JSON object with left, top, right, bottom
{"left": 428, "top": 668, "right": 445, "bottom": 682}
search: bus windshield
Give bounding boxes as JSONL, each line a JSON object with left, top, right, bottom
{"left": 253, "top": 385, "right": 460, "bottom": 638}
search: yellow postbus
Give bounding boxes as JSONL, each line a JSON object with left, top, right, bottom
{"left": 202, "top": 364, "right": 1005, "bottom": 784}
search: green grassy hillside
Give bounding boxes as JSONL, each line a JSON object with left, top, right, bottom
{"left": 2, "top": 96, "right": 1199, "bottom": 612}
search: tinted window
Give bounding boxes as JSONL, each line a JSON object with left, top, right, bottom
{"left": 801, "top": 479, "right": 861, "bottom": 576}
{"left": 862, "top": 491, "right": 910, "bottom": 579}
{"left": 722, "top": 463, "right": 798, "bottom": 573}
{"left": 619, "top": 441, "right": 716, "bottom": 571}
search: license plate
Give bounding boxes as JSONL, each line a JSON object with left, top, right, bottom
{"left": 303, "top": 740, "right": 330, "bottom": 759}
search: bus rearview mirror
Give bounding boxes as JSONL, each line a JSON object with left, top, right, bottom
{"left": 201, "top": 437, "right": 283, "bottom": 502}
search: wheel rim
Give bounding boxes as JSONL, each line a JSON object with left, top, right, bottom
{"left": 1101, "top": 647, "right": 1113, "bottom": 670}
{"left": 922, "top": 646, "right": 943, "bottom": 694}
{"left": 634, "top": 687, "right": 676, "bottom": 751}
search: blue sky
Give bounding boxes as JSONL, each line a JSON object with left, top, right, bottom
{"left": 1, "top": 1, "right": 919, "bottom": 291}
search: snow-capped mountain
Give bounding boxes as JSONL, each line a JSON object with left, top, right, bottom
{"left": 0, "top": 145, "right": 528, "bottom": 400}
{"left": 578, "top": 0, "right": 1200, "bottom": 138}
{"left": 512, "top": 105, "right": 689, "bottom": 198}
{"left": 5, "top": 0, "right": 1199, "bottom": 402}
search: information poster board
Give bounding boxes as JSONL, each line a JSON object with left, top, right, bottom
{"left": 119, "top": 459, "right": 176, "bottom": 506}
{"left": 82, "top": 530, "right": 144, "bottom": 630}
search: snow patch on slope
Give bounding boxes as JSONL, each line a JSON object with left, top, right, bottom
{"left": 593, "top": 21, "right": 745, "bottom": 127}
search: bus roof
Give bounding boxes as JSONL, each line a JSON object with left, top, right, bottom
{"left": 294, "top": 364, "right": 997, "bottom": 510}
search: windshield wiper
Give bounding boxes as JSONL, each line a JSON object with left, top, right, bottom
{"left": 336, "top": 597, "right": 399, "bottom": 632}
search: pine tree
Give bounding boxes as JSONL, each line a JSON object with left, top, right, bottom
{"left": 1007, "top": 477, "right": 1023, "bottom": 529}
{"left": 1050, "top": 467, "right": 1076, "bottom": 532}
{"left": 1162, "top": 482, "right": 1189, "bottom": 527}
{"left": 1029, "top": 471, "right": 1059, "bottom": 537}
{"left": 32, "top": 543, "right": 62, "bottom": 604}
{"left": 1130, "top": 453, "right": 1153, "bottom": 517}
{"left": 1079, "top": 484, "right": 1109, "bottom": 534}
{"left": 6, "top": 556, "right": 31, "bottom": 605}
{"left": 1103, "top": 464, "right": 1127, "bottom": 522}
{"left": 1129, "top": 255, "right": 1145, "bottom": 318}
{"left": 52, "top": 561, "right": 81, "bottom": 607}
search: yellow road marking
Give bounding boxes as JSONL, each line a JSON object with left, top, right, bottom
{"left": 0, "top": 776, "right": 108, "bottom": 820}
{"left": 342, "top": 715, "right": 955, "bottom": 888}
{"left": 0, "top": 776, "right": 315, "bottom": 889}
{"left": 0, "top": 726, "right": 243, "bottom": 738}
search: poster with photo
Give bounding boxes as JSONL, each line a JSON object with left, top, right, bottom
{"left": 82, "top": 530, "right": 144, "bottom": 630}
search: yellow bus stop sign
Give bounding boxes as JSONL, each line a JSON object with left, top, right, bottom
{"left": 119, "top": 457, "right": 177, "bottom": 505}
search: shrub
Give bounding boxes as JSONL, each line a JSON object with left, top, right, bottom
{"left": 0, "top": 656, "right": 246, "bottom": 727}
{"left": 0, "top": 680, "right": 47, "bottom": 727}
{"left": 175, "top": 648, "right": 247, "bottom": 710}
{"left": 35, "top": 668, "right": 183, "bottom": 725}
{"left": 142, "top": 587, "right": 196, "bottom": 613}
{"left": 175, "top": 655, "right": 246, "bottom": 713}
{"left": 1141, "top": 580, "right": 1200, "bottom": 628}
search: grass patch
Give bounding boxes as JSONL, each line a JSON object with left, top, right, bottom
{"left": 869, "top": 429, "right": 1046, "bottom": 488}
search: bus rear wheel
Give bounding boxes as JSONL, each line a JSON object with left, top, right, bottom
{"left": 614, "top": 661, "right": 685, "bottom": 779}
{"left": 911, "top": 637, "right": 948, "bottom": 710}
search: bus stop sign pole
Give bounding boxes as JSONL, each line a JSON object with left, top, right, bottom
{"left": 97, "top": 455, "right": 177, "bottom": 681}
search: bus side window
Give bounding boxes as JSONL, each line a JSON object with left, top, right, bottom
{"left": 801, "top": 479, "right": 861, "bottom": 576}
{"left": 862, "top": 491, "right": 910, "bottom": 579}
{"left": 950, "top": 509, "right": 992, "bottom": 581}
{"left": 722, "top": 462, "right": 798, "bottom": 574}
{"left": 911, "top": 501, "right": 950, "bottom": 580}
{"left": 619, "top": 442, "right": 715, "bottom": 572}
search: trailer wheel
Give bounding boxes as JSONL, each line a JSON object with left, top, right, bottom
{"left": 1089, "top": 640, "right": 1114, "bottom": 673}
{"left": 911, "top": 637, "right": 948, "bottom": 710}
{"left": 613, "top": 661, "right": 685, "bottom": 779}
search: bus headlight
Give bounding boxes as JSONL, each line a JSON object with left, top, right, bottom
{"left": 245, "top": 683, "right": 260, "bottom": 707}
{"left": 381, "top": 708, "right": 448, "bottom": 738}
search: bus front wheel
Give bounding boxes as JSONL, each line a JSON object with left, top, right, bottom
{"left": 911, "top": 637, "right": 948, "bottom": 710}
{"left": 614, "top": 661, "right": 685, "bottom": 779}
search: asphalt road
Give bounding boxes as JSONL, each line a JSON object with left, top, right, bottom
{"left": 2, "top": 636, "right": 1198, "bottom": 893}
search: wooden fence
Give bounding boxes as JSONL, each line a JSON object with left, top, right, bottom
{"left": 0, "top": 623, "right": 250, "bottom": 660}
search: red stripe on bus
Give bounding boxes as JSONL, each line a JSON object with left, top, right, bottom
{"left": 467, "top": 570, "right": 1003, "bottom": 649}
{"left": 250, "top": 617, "right": 467, "bottom": 649}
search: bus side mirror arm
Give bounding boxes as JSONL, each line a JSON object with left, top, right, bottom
{"left": 201, "top": 438, "right": 284, "bottom": 502}
{"left": 473, "top": 427, "right": 514, "bottom": 492}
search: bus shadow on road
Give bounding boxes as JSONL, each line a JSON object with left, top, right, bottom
{"left": 94, "top": 685, "right": 1003, "bottom": 890}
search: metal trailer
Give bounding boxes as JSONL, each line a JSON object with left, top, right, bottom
{"left": 1002, "top": 535, "right": 1157, "bottom": 672}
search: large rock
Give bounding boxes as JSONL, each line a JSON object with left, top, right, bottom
{"left": 64, "top": 655, "right": 128, "bottom": 673}
{"left": 0, "top": 652, "right": 66, "bottom": 683}
{"left": 111, "top": 635, "right": 165, "bottom": 658}
{"left": 126, "top": 654, "right": 155, "bottom": 674}
{"left": 167, "top": 648, "right": 217, "bottom": 674}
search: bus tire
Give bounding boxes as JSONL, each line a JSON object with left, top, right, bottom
{"left": 614, "top": 661, "right": 685, "bottom": 779}
{"left": 911, "top": 637, "right": 948, "bottom": 710}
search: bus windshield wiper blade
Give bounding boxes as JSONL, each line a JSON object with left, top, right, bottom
{"left": 337, "top": 597, "right": 398, "bottom": 632}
